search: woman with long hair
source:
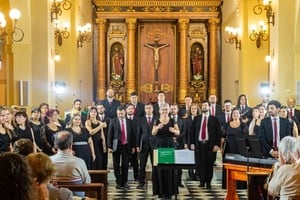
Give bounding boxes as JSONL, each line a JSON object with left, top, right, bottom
{"left": 0, "top": 108, "right": 13, "bottom": 153}
{"left": 85, "top": 106, "right": 107, "bottom": 170}
{"left": 41, "top": 109, "right": 62, "bottom": 155}
{"left": 66, "top": 114, "right": 95, "bottom": 169}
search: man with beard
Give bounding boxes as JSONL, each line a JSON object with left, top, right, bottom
{"left": 258, "top": 100, "right": 291, "bottom": 158}
{"left": 65, "top": 99, "right": 87, "bottom": 126}
{"left": 190, "top": 100, "right": 221, "bottom": 189}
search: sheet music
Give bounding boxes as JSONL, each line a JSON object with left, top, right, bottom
{"left": 175, "top": 149, "right": 195, "bottom": 164}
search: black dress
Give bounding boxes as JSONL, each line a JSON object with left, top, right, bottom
{"left": 152, "top": 119, "right": 178, "bottom": 199}
{"left": 67, "top": 127, "right": 92, "bottom": 170}
{"left": 41, "top": 125, "right": 62, "bottom": 155}
{"left": 13, "top": 127, "right": 33, "bottom": 144}
{"left": 30, "top": 121, "right": 43, "bottom": 150}
{"left": 0, "top": 131, "right": 11, "bottom": 153}
{"left": 224, "top": 123, "right": 247, "bottom": 154}
{"left": 90, "top": 122, "right": 106, "bottom": 170}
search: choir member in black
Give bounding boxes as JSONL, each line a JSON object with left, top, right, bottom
{"left": 236, "top": 94, "right": 252, "bottom": 124}
{"left": 1, "top": 107, "right": 15, "bottom": 134}
{"left": 191, "top": 100, "right": 221, "bottom": 189}
{"left": 183, "top": 103, "right": 200, "bottom": 181}
{"left": 279, "top": 106, "right": 298, "bottom": 137}
{"left": 223, "top": 109, "right": 248, "bottom": 154}
{"left": 40, "top": 109, "right": 62, "bottom": 155}
{"left": 100, "top": 88, "right": 121, "bottom": 119}
{"left": 153, "top": 91, "right": 166, "bottom": 117}
{"left": 66, "top": 114, "right": 95, "bottom": 170}
{"left": 96, "top": 102, "right": 111, "bottom": 169}
{"left": 85, "top": 106, "right": 107, "bottom": 170}
{"left": 0, "top": 110, "right": 12, "bottom": 153}
{"left": 126, "top": 103, "right": 139, "bottom": 181}
{"left": 178, "top": 95, "right": 193, "bottom": 118}
{"left": 130, "top": 91, "right": 145, "bottom": 117}
{"left": 208, "top": 94, "right": 223, "bottom": 117}
{"left": 107, "top": 105, "right": 136, "bottom": 189}
{"left": 29, "top": 108, "right": 43, "bottom": 151}
{"left": 136, "top": 103, "right": 157, "bottom": 189}
{"left": 65, "top": 99, "right": 87, "bottom": 126}
{"left": 170, "top": 103, "right": 185, "bottom": 187}
{"left": 152, "top": 103, "right": 180, "bottom": 199}
{"left": 13, "top": 111, "right": 34, "bottom": 144}
{"left": 38, "top": 102, "right": 49, "bottom": 123}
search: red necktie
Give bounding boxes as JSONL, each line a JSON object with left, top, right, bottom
{"left": 200, "top": 116, "right": 207, "bottom": 140}
{"left": 227, "top": 114, "right": 230, "bottom": 123}
{"left": 273, "top": 118, "right": 278, "bottom": 150}
{"left": 290, "top": 109, "right": 293, "bottom": 118}
{"left": 121, "top": 119, "right": 126, "bottom": 144}
{"left": 212, "top": 106, "right": 215, "bottom": 116}
{"left": 147, "top": 117, "right": 151, "bottom": 126}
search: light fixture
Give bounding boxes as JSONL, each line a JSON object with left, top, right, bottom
{"left": 265, "top": 48, "right": 274, "bottom": 62}
{"left": 253, "top": 0, "right": 275, "bottom": 26}
{"left": 0, "top": 8, "right": 24, "bottom": 42}
{"left": 50, "top": 0, "right": 72, "bottom": 22}
{"left": 54, "top": 53, "right": 61, "bottom": 62}
{"left": 54, "top": 20, "right": 70, "bottom": 46}
{"left": 54, "top": 81, "right": 66, "bottom": 94}
{"left": 249, "top": 21, "right": 268, "bottom": 48}
{"left": 224, "top": 26, "right": 241, "bottom": 50}
{"left": 77, "top": 23, "right": 92, "bottom": 48}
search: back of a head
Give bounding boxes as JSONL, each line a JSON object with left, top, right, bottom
{"left": 13, "top": 138, "right": 34, "bottom": 157}
{"left": 0, "top": 153, "right": 32, "bottom": 200}
{"left": 278, "top": 136, "right": 297, "bottom": 164}
{"left": 55, "top": 130, "right": 73, "bottom": 150}
{"left": 26, "top": 152, "right": 55, "bottom": 184}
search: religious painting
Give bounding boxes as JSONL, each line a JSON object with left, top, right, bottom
{"left": 139, "top": 22, "right": 176, "bottom": 103}
{"left": 110, "top": 42, "right": 124, "bottom": 81}
{"left": 190, "top": 42, "right": 204, "bottom": 81}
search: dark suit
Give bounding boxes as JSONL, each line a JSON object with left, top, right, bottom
{"left": 127, "top": 115, "right": 139, "bottom": 181}
{"left": 96, "top": 115, "right": 110, "bottom": 170}
{"left": 191, "top": 114, "right": 221, "bottom": 186}
{"left": 133, "top": 102, "right": 145, "bottom": 117}
{"left": 258, "top": 117, "right": 291, "bottom": 156}
{"left": 178, "top": 106, "right": 190, "bottom": 118}
{"left": 294, "top": 109, "right": 300, "bottom": 123}
{"left": 153, "top": 102, "right": 165, "bottom": 117}
{"left": 237, "top": 105, "right": 252, "bottom": 121}
{"left": 137, "top": 115, "right": 158, "bottom": 185}
{"left": 210, "top": 103, "right": 223, "bottom": 118}
{"left": 218, "top": 112, "right": 232, "bottom": 137}
{"left": 107, "top": 118, "right": 136, "bottom": 186}
{"left": 101, "top": 99, "right": 121, "bottom": 119}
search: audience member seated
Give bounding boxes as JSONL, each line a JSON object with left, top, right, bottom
{"left": 268, "top": 136, "right": 300, "bottom": 199}
{"left": 13, "top": 138, "right": 35, "bottom": 156}
{"left": 0, "top": 152, "right": 32, "bottom": 200}
{"left": 26, "top": 152, "right": 74, "bottom": 200}
{"left": 51, "top": 130, "right": 91, "bottom": 185}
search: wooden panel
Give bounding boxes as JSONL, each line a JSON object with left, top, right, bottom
{"left": 139, "top": 22, "right": 176, "bottom": 103}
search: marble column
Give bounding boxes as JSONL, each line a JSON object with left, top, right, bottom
{"left": 178, "top": 18, "right": 189, "bottom": 104}
{"left": 96, "top": 18, "right": 107, "bottom": 100}
{"left": 125, "top": 18, "right": 137, "bottom": 101}
{"left": 208, "top": 18, "right": 219, "bottom": 96}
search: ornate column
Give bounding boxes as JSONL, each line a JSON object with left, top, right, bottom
{"left": 208, "top": 18, "right": 219, "bottom": 96}
{"left": 96, "top": 18, "right": 107, "bottom": 100}
{"left": 178, "top": 18, "right": 189, "bottom": 104}
{"left": 125, "top": 18, "right": 137, "bottom": 101}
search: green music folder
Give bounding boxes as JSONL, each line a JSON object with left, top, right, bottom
{"left": 157, "top": 148, "right": 175, "bottom": 164}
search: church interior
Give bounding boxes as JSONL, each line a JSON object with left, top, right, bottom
{"left": 1, "top": 0, "right": 300, "bottom": 199}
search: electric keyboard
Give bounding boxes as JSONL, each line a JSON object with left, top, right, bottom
{"left": 224, "top": 153, "right": 277, "bottom": 168}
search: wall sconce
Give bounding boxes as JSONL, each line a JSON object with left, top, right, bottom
{"left": 224, "top": 26, "right": 241, "bottom": 50}
{"left": 50, "top": 0, "right": 72, "bottom": 22}
{"left": 54, "top": 20, "right": 70, "bottom": 46}
{"left": 0, "top": 8, "right": 24, "bottom": 42}
{"left": 77, "top": 23, "right": 92, "bottom": 48}
{"left": 253, "top": 0, "right": 275, "bottom": 26}
{"left": 249, "top": 21, "right": 268, "bottom": 48}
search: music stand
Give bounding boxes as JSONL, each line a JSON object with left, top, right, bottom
{"left": 236, "top": 135, "right": 264, "bottom": 171}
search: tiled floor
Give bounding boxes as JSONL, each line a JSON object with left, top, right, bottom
{"left": 107, "top": 169, "right": 248, "bottom": 200}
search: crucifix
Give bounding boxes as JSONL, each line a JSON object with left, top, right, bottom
{"left": 144, "top": 38, "right": 169, "bottom": 91}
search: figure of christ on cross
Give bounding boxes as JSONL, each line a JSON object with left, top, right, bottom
{"left": 144, "top": 38, "right": 169, "bottom": 71}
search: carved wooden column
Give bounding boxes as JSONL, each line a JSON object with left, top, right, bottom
{"left": 178, "top": 18, "right": 189, "bottom": 104}
{"left": 125, "top": 18, "right": 137, "bottom": 101}
{"left": 96, "top": 18, "right": 107, "bottom": 100}
{"left": 208, "top": 18, "right": 219, "bottom": 96}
